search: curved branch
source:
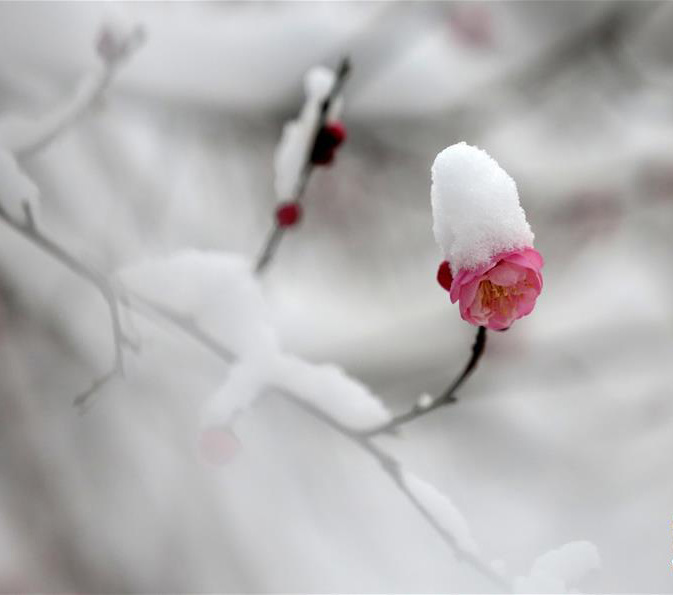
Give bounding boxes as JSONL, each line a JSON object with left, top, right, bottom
{"left": 10, "top": 66, "right": 115, "bottom": 158}
{"left": 363, "top": 326, "right": 487, "bottom": 437}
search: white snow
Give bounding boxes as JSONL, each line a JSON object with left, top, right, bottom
{"left": 430, "top": 142, "right": 534, "bottom": 272}
{"left": 119, "top": 249, "right": 391, "bottom": 432}
{"left": 200, "top": 355, "right": 273, "bottom": 429}
{"left": 272, "top": 354, "right": 391, "bottom": 431}
{"left": 117, "top": 250, "right": 275, "bottom": 356}
{"left": 417, "top": 393, "right": 433, "bottom": 409}
{"left": 401, "top": 470, "right": 480, "bottom": 557}
{"left": 273, "top": 65, "right": 343, "bottom": 201}
{"left": 514, "top": 541, "right": 600, "bottom": 593}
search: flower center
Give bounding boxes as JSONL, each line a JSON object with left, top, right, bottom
{"left": 479, "top": 280, "right": 517, "bottom": 317}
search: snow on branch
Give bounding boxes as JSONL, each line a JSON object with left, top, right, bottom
{"left": 274, "top": 65, "right": 344, "bottom": 202}
{"left": 118, "top": 250, "right": 276, "bottom": 357}
{"left": 256, "top": 58, "right": 350, "bottom": 273}
{"left": 272, "top": 354, "right": 392, "bottom": 432}
{"left": 118, "top": 249, "right": 392, "bottom": 433}
{"left": 514, "top": 541, "right": 601, "bottom": 593}
{"left": 0, "top": 18, "right": 144, "bottom": 159}
{"left": 400, "top": 470, "right": 480, "bottom": 558}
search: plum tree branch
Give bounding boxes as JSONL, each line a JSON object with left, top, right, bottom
{"left": 363, "top": 326, "right": 487, "bottom": 437}
{"left": 254, "top": 57, "right": 351, "bottom": 274}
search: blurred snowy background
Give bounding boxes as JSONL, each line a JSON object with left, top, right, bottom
{"left": 0, "top": 1, "right": 672, "bottom": 592}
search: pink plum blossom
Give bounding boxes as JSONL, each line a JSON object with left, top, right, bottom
{"left": 438, "top": 247, "right": 543, "bottom": 331}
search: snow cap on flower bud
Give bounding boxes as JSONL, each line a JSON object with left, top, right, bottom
{"left": 431, "top": 143, "right": 543, "bottom": 330}
{"left": 431, "top": 142, "right": 534, "bottom": 273}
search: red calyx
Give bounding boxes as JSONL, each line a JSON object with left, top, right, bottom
{"left": 437, "top": 260, "right": 453, "bottom": 292}
{"left": 311, "top": 121, "right": 347, "bottom": 165}
{"left": 275, "top": 202, "right": 302, "bottom": 227}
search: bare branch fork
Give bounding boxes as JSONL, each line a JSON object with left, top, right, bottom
{"left": 254, "top": 57, "right": 351, "bottom": 274}
{"left": 363, "top": 326, "right": 487, "bottom": 437}
{"left": 0, "top": 202, "right": 130, "bottom": 412}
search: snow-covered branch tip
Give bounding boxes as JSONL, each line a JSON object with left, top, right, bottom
{"left": 255, "top": 57, "right": 351, "bottom": 274}
{"left": 0, "top": 18, "right": 144, "bottom": 159}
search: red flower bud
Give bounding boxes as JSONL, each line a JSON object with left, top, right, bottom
{"left": 311, "top": 121, "right": 347, "bottom": 165}
{"left": 275, "top": 202, "right": 303, "bottom": 227}
{"left": 437, "top": 260, "right": 453, "bottom": 292}
{"left": 324, "top": 121, "right": 346, "bottom": 147}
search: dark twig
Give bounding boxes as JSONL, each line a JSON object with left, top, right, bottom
{"left": 254, "top": 57, "right": 351, "bottom": 274}
{"left": 253, "top": 223, "right": 284, "bottom": 274}
{"left": 363, "top": 326, "right": 487, "bottom": 437}
{"left": 73, "top": 367, "right": 120, "bottom": 413}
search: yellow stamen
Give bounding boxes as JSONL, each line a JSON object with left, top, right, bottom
{"left": 479, "top": 280, "right": 518, "bottom": 317}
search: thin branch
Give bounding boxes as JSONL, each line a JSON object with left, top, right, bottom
{"left": 2, "top": 25, "right": 145, "bottom": 158}
{"left": 254, "top": 223, "right": 284, "bottom": 274}
{"left": 254, "top": 57, "right": 351, "bottom": 274}
{"left": 118, "top": 290, "right": 236, "bottom": 362}
{"left": 73, "top": 367, "right": 120, "bottom": 414}
{"left": 12, "top": 66, "right": 115, "bottom": 158}
{"left": 363, "top": 326, "right": 487, "bottom": 437}
{"left": 278, "top": 390, "right": 510, "bottom": 593}
{"left": 0, "top": 202, "right": 126, "bottom": 409}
